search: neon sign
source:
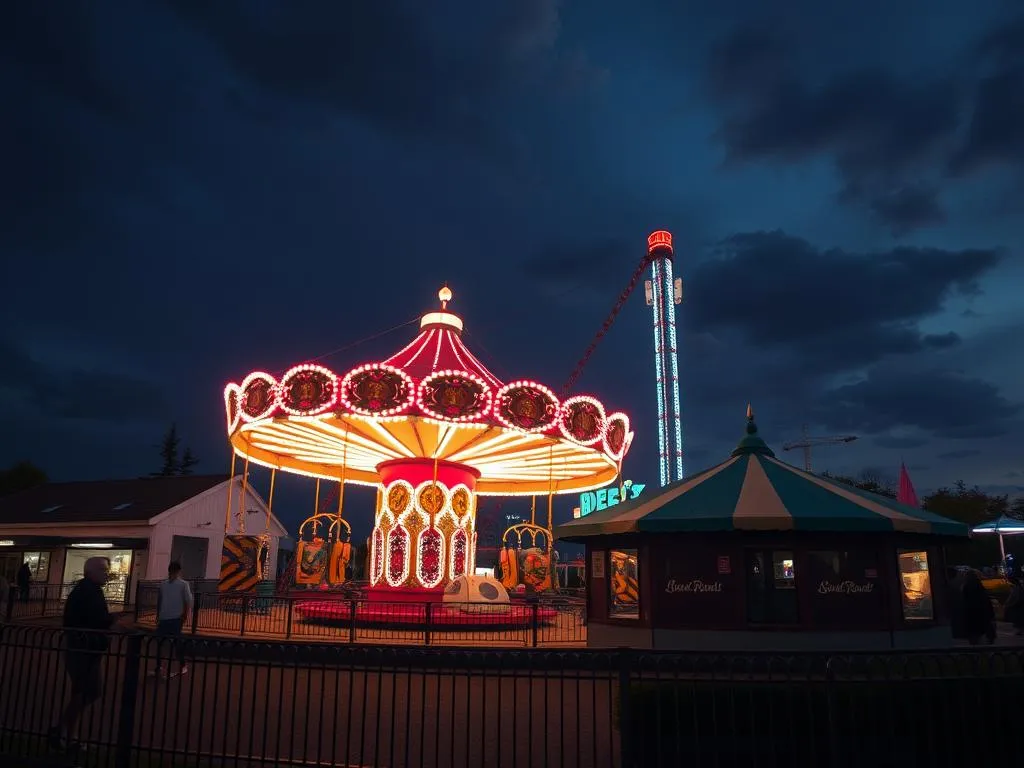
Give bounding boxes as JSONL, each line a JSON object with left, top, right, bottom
{"left": 577, "top": 480, "right": 646, "bottom": 517}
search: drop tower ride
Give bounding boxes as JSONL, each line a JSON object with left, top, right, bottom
{"left": 645, "top": 231, "right": 684, "bottom": 486}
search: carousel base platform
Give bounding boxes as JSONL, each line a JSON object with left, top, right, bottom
{"left": 294, "top": 600, "right": 558, "bottom": 630}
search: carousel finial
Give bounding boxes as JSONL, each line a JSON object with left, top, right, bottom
{"left": 438, "top": 284, "right": 453, "bottom": 310}
{"left": 746, "top": 403, "right": 754, "bottom": 422}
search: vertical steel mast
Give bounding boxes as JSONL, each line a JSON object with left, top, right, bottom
{"left": 645, "top": 231, "right": 684, "bottom": 486}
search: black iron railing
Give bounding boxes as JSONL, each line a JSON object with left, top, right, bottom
{"left": 4, "top": 582, "right": 131, "bottom": 623}
{"left": 134, "top": 582, "right": 588, "bottom": 648}
{"left": 0, "top": 623, "right": 1021, "bottom": 767}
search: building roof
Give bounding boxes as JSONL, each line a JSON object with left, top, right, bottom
{"left": 0, "top": 475, "right": 228, "bottom": 525}
{"left": 557, "top": 410, "right": 969, "bottom": 540}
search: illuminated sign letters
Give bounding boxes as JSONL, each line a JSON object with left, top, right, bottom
{"left": 578, "top": 480, "right": 645, "bottom": 516}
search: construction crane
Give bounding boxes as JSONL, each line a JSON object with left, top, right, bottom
{"left": 782, "top": 425, "right": 858, "bottom": 472}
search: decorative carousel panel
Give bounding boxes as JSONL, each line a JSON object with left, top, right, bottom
{"left": 340, "top": 364, "right": 415, "bottom": 417}
{"left": 386, "top": 525, "right": 410, "bottom": 586}
{"left": 450, "top": 485, "right": 473, "bottom": 521}
{"left": 603, "top": 412, "right": 630, "bottom": 461}
{"left": 239, "top": 372, "right": 278, "bottom": 422}
{"left": 417, "top": 370, "right": 491, "bottom": 422}
{"left": 371, "top": 527, "right": 385, "bottom": 585}
{"left": 224, "top": 384, "right": 241, "bottom": 434}
{"left": 558, "top": 395, "right": 606, "bottom": 446}
{"left": 415, "top": 481, "right": 448, "bottom": 519}
{"left": 417, "top": 528, "right": 445, "bottom": 588}
{"left": 450, "top": 528, "right": 469, "bottom": 580}
{"left": 493, "top": 381, "right": 560, "bottom": 433}
{"left": 385, "top": 480, "right": 414, "bottom": 518}
{"left": 278, "top": 364, "right": 338, "bottom": 416}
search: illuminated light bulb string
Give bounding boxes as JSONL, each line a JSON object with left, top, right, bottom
{"left": 224, "top": 283, "right": 636, "bottom": 592}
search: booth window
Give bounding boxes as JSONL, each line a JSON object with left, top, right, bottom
{"left": 746, "top": 550, "right": 799, "bottom": 624}
{"left": 897, "top": 550, "right": 933, "bottom": 620}
{"left": 22, "top": 551, "right": 50, "bottom": 582}
{"left": 608, "top": 549, "right": 639, "bottom": 619}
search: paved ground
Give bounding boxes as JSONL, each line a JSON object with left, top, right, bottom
{"left": 0, "top": 627, "right": 620, "bottom": 768}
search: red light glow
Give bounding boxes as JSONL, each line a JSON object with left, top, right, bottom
{"left": 647, "top": 230, "right": 673, "bottom": 254}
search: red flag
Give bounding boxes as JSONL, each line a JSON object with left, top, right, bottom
{"left": 897, "top": 462, "right": 919, "bottom": 507}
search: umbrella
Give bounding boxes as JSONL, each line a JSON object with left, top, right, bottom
{"left": 970, "top": 515, "right": 1024, "bottom": 561}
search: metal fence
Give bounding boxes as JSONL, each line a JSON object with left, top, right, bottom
{"left": 135, "top": 582, "right": 588, "bottom": 648}
{"left": 1, "top": 623, "right": 1022, "bottom": 767}
{"left": 4, "top": 583, "right": 131, "bottom": 623}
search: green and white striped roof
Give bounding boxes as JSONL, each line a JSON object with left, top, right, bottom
{"left": 557, "top": 410, "right": 968, "bottom": 539}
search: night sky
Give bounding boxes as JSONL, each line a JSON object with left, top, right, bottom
{"left": 3, "top": 2, "right": 1023, "bottom": 535}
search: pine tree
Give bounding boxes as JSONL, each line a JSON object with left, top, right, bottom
{"left": 179, "top": 447, "right": 199, "bottom": 476}
{"left": 156, "top": 424, "right": 181, "bottom": 476}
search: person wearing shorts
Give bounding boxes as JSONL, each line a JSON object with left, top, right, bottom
{"left": 154, "top": 561, "right": 192, "bottom": 678}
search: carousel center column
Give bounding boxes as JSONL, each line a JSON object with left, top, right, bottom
{"left": 368, "top": 458, "right": 480, "bottom": 597}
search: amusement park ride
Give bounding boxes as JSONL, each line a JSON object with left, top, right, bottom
{"left": 221, "top": 281, "right": 635, "bottom": 624}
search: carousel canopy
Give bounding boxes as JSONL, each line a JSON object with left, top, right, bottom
{"left": 557, "top": 408, "right": 969, "bottom": 539}
{"left": 223, "top": 287, "right": 633, "bottom": 495}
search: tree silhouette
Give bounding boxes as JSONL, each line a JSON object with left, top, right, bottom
{"left": 154, "top": 425, "right": 200, "bottom": 476}
{"left": 180, "top": 447, "right": 199, "bottom": 476}
{"left": 0, "top": 461, "right": 48, "bottom": 497}
{"left": 155, "top": 424, "right": 181, "bottom": 476}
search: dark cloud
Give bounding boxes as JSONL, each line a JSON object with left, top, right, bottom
{"left": 0, "top": 5, "right": 122, "bottom": 250}
{"left": 873, "top": 435, "right": 930, "bottom": 450}
{"left": 951, "top": 16, "right": 1024, "bottom": 175}
{"left": 521, "top": 240, "right": 624, "bottom": 286}
{"left": 863, "top": 185, "right": 946, "bottom": 236}
{"left": 0, "top": 337, "right": 164, "bottom": 424}
{"left": 937, "top": 449, "right": 982, "bottom": 460}
{"left": 922, "top": 332, "right": 962, "bottom": 349}
{"left": 686, "top": 231, "right": 999, "bottom": 376}
{"left": 705, "top": 26, "right": 959, "bottom": 232}
{"left": 166, "top": 0, "right": 596, "bottom": 155}
{"left": 816, "top": 368, "right": 1021, "bottom": 439}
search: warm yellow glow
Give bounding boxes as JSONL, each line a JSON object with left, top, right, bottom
{"left": 229, "top": 412, "right": 619, "bottom": 495}
{"left": 419, "top": 311, "right": 464, "bottom": 331}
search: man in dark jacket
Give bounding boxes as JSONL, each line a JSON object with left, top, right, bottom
{"left": 48, "top": 557, "right": 127, "bottom": 753}
{"left": 16, "top": 561, "right": 31, "bottom": 602}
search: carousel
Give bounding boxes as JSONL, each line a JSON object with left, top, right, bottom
{"left": 222, "top": 286, "right": 633, "bottom": 629}
{"left": 556, "top": 407, "right": 970, "bottom": 651}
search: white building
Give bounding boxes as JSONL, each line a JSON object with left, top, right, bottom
{"left": 0, "top": 474, "right": 289, "bottom": 602}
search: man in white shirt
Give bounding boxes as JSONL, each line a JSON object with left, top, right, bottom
{"left": 155, "top": 561, "right": 193, "bottom": 678}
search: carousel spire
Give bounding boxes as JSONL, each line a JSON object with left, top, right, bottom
{"left": 732, "top": 403, "right": 776, "bottom": 457}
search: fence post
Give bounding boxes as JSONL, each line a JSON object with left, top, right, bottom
{"left": 4, "top": 586, "right": 12, "bottom": 622}
{"left": 825, "top": 657, "right": 840, "bottom": 768}
{"left": 348, "top": 600, "right": 357, "bottom": 644}
{"left": 285, "top": 598, "right": 294, "bottom": 639}
{"left": 40, "top": 586, "right": 48, "bottom": 618}
{"left": 617, "top": 649, "right": 632, "bottom": 768}
{"left": 239, "top": 594, "right": 249, "bottom": 637}
{"left": 114, "top": 632, "right": 143, "bottom": 768}
{"left": 191, "top": 592, "right": 201, "bottom": 635}
{"left": 424, "top": 602, "right": 432, "bottom": 646}
{"left": 531, "top": 602, "right": 539, "bottom": 648}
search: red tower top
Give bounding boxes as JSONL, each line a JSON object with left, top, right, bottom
{"left": 647, "top": 230, "right": 673, "bottom": 256}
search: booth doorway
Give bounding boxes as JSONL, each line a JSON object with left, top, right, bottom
{"left": 170, "top": 535, "right": 209, "bottom": 580}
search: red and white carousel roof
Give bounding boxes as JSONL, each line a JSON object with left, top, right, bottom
{"left": 224, "top": 287, "right": 633, "bottom": 495}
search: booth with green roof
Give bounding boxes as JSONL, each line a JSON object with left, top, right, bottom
{"left": 556, "top": 408, "right": 970, "bottom": 651}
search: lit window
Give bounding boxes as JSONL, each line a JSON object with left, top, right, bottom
{"left": 609, "top": 549, "right": 639, "bottom": 619}
{"left": 22, "top": 551, "right": 50, "bottom": 582}
{"left": 746, "top": 550, "right": 799, "bottom": 624}
{"left": 897, "top": 550, "right": 933, "bottom": 620}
